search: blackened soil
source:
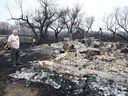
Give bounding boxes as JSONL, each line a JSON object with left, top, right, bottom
{"left": 0, "top": 44, "right": 43, "bottom": 96}
{"left": 0, "top": 50, "right": 16, "bottom": 95}
{"left": 0, "top": 45, "right": 71, "bottom": 96}
{"left": 0, "top": 50, "right": 72, "bottom": 96}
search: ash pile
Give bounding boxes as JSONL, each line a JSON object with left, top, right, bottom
{"left": 10, "top": 38, "right": 128, "bottom": 96}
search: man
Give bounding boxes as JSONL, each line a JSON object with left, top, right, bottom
{"left": 7, "top": 30, "right": 22, "bottom": 67}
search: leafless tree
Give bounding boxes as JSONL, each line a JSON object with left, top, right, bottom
{"left": 103, "top": 14, "right": 118, "bottom": 41}
{"left": 103, "top": 10, "right": 128, "bottom": 41}
{"left": 8, "top": 0, "right": 96, "bottom": 42}
{"left": 115, "top": 7, "right": 128, "bottom": 34}
{"left": 84, "top": 16, "right": 95, "bottom": 37}
{"left": 49, "top": 10, "right": 66, "bottom": 41}
{"left": 0, "top": 22, "right": 13, "bottom": 35}
{"left": 8, "top": 0, "right": 61, "bottom": 43}
{"left": 8, "top": 0, "right": 39, "bottom": 41}
{"left": 61, "top": 5, "right": 94, "bottom": 39}
{"left": 62, "top": 5, "right": 82, "bottom": 34}
{"left": 73, "top": 16, "right": 95, "bottom": 39}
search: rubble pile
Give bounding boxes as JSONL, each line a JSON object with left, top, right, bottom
{"left": 10, "top": 38, "right": 128, "bottom": 95}
{"left": 42, "top": 40, "right": 128, "bottom": 77}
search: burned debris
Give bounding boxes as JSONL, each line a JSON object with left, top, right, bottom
{"left": 9, "top": 37, "right": 128, "bottom": 96}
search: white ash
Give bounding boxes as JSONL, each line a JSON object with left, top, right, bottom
{"left": 10, "top": 68, "right": 37, "bottom": 81}
{"left": 9, "top": 67, "right": 61, "bottom": 89}
{"left": 89, "top": 77, "right": 128, "bottom": 96}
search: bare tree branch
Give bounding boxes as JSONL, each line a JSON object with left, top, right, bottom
{"left": 103, "top": 10, "right": 128, "bottom": 41}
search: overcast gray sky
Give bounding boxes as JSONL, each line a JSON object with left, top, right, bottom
{"left": 1, "top": 0, "right": 128, "bottom": 30}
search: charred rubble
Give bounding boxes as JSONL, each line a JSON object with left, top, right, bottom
{"left": 9, "top": 37, "right": 128, "bottom": 96}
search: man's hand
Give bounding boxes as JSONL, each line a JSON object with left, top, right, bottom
{"left": 4, "top": 43, "right": 12, "bottom": 50}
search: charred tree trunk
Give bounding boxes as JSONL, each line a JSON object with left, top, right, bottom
{"left": 55, "top": 32, "right": 59, "bottom": 42}
{"left": 109, "top": 28, "right": 128, "bottom": 41}
{"left": 99, "top": 28, "right": 103, "bottom": 40}
{"left": 112, "top": 32, "right": 116, "bottom": 41}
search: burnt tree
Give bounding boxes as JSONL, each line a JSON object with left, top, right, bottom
{"left": 103, "top": 12, "right": 128, "bottom": 41}
{"left": 8, "top": 0, "right": 61, "bottom": 43}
